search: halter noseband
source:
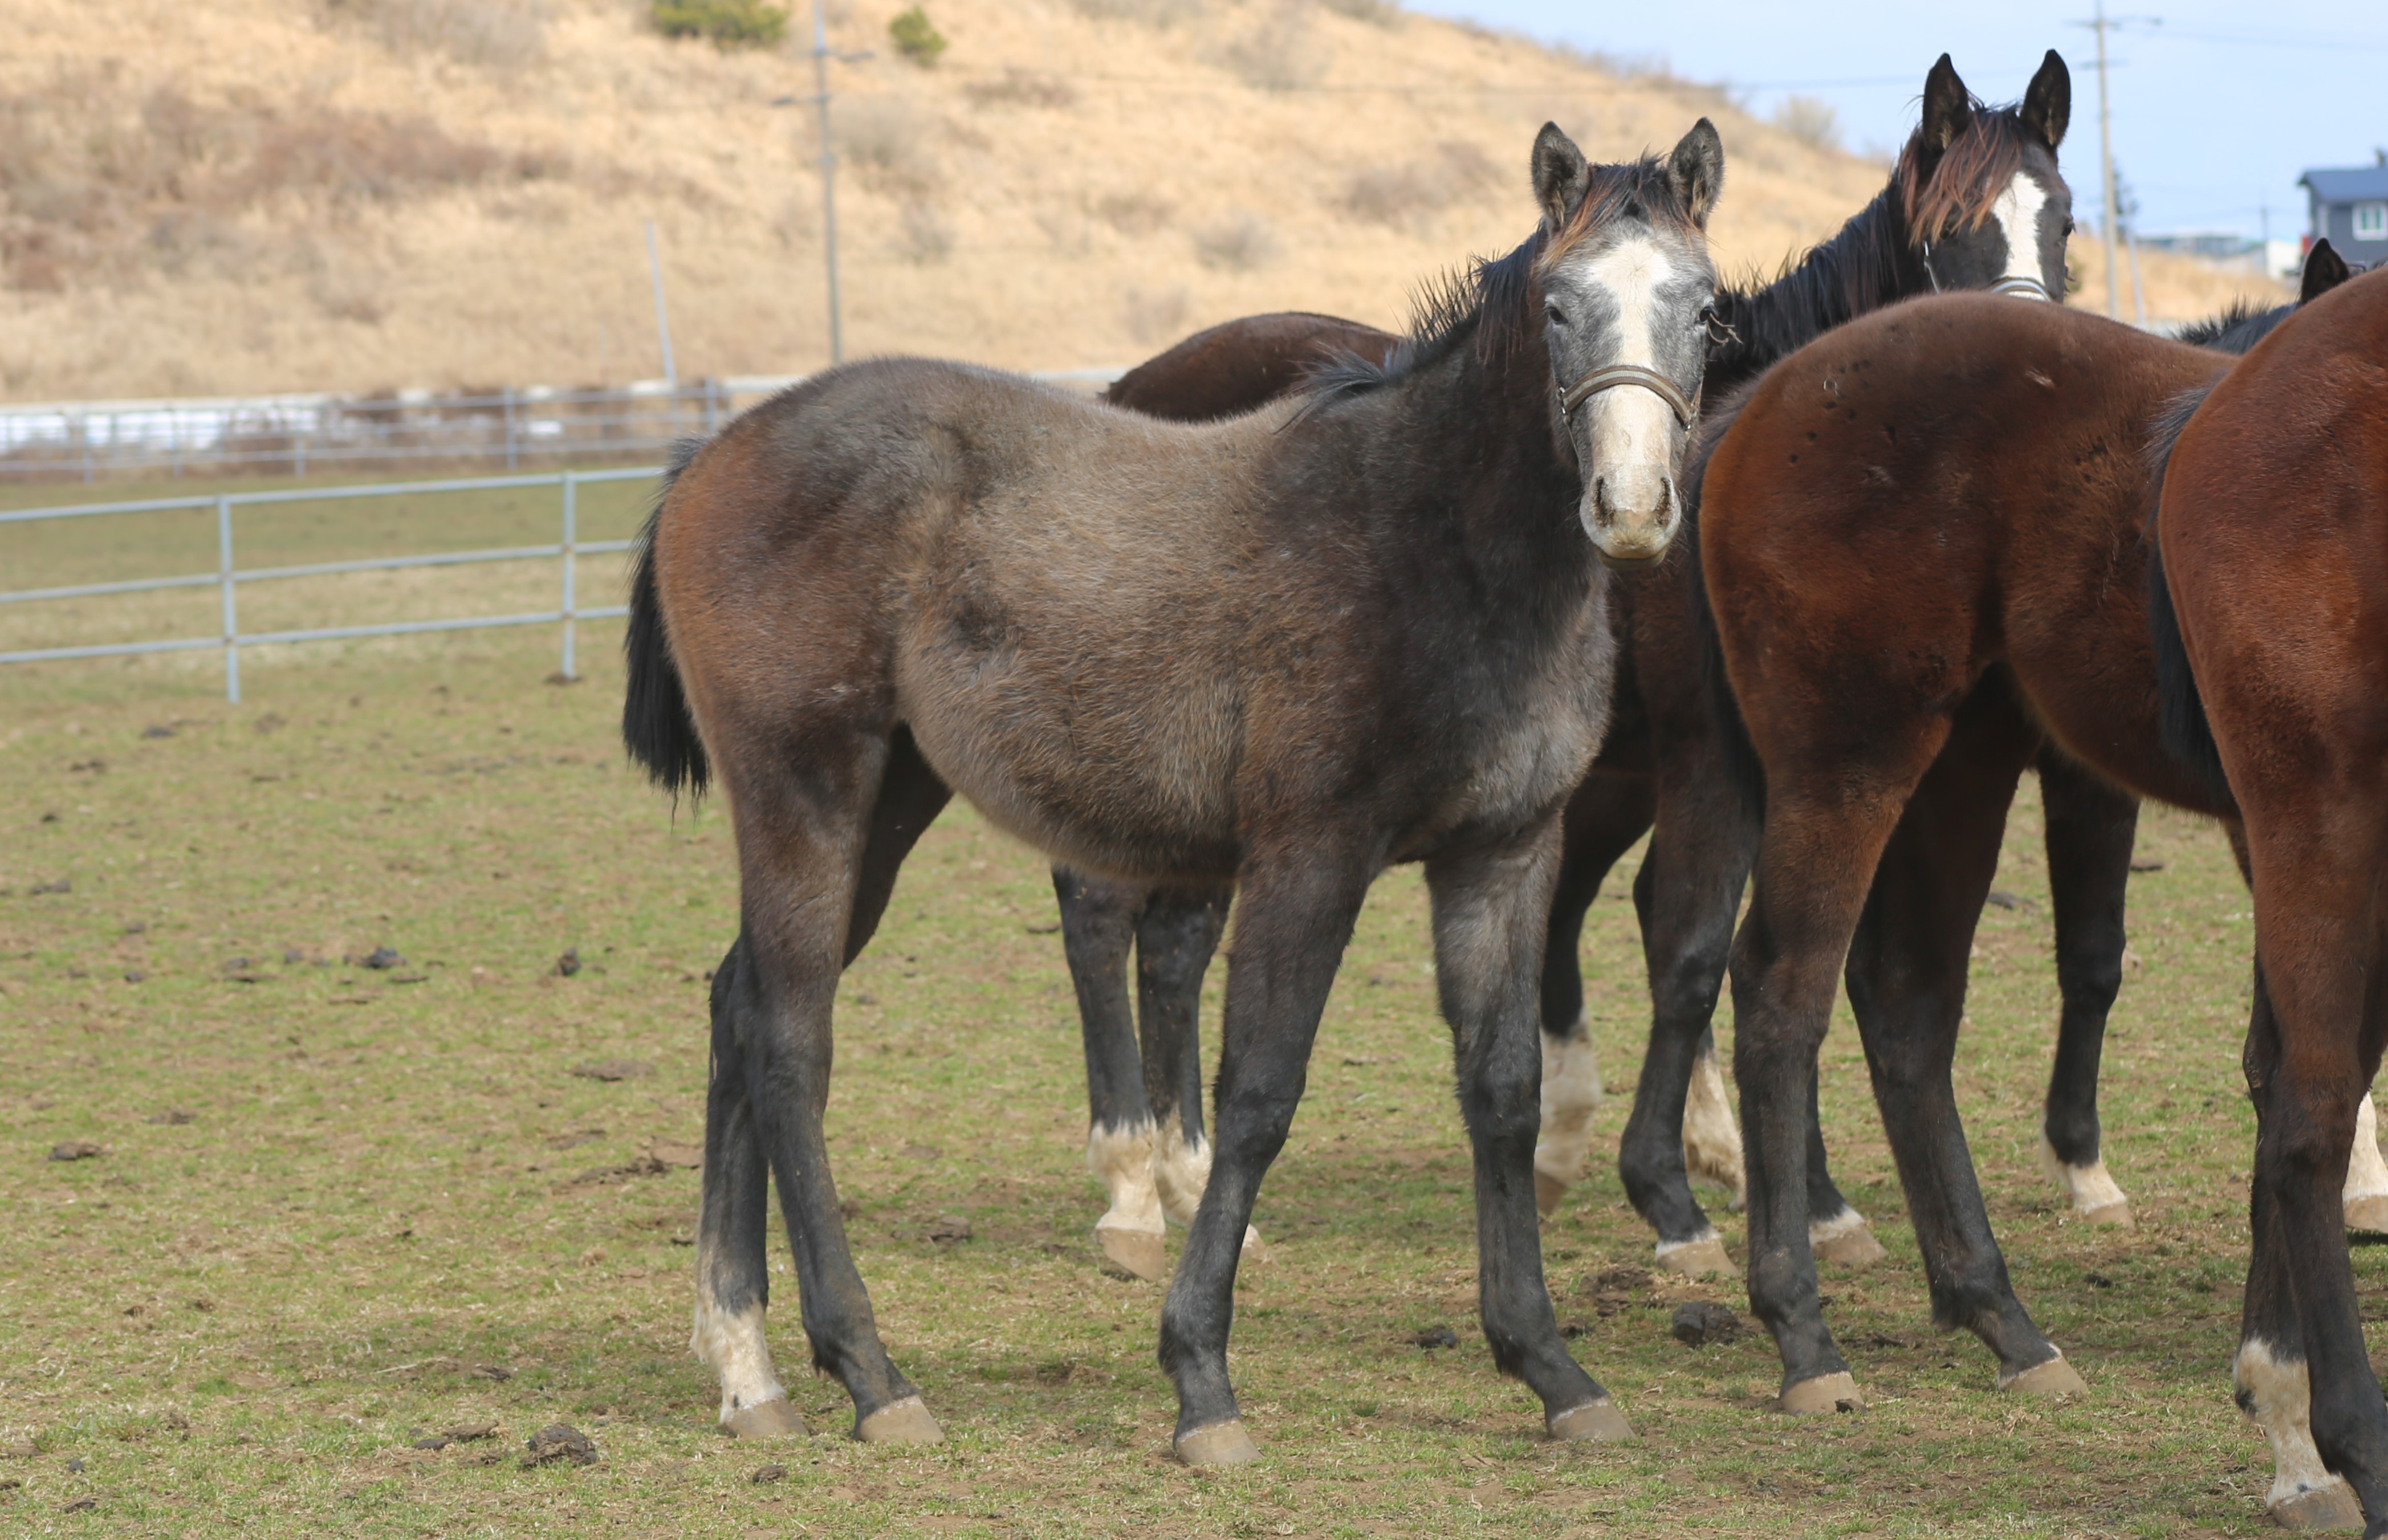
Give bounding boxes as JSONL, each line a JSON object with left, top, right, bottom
{"left": 1559, "top": 364, "right": 1701, "bottom": 427}
{"left": 1917, "top": 238, "right": 2055, "bottom": 303}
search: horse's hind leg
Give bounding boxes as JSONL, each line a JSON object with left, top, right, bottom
{"left": 1532, "top": 768, "right": 1651, "bottom": 1216}
{"left": 727, "top": 728, "right": 943, "bottom": 1443}
{"left": 1430, "top": 821, "right": 1624, "bottom": 1443}
{"left": 2238, "top": 817, "right": 2388, "bottom": 1529}
{"left": 1161, "top": 846, "right": 1375, "bottom": 1464}
{"left": 693, "top": 933, "right": 806, "bottom": 1438}
{"left": 2034, "top": 747, "right": 2139, "bottom": 1228}
{"left": 1137, "top": 885, "right": 1258, "bottom": 1262}
{"left": 1055, "top": 868, "right": 1168, "bottom": 1282}
{"left": 1844, "top": 689, "right": 2081, "bottom": 1395}
{"left": 2236, "top": 962, "right": 2367, "bottom": 1531}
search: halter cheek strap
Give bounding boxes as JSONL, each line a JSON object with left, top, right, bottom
{"left": 1559, "top": 364, "right": 1701, "bottom": 427}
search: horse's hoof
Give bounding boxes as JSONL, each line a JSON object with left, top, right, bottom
{"left": 719, "top": 1399, "right": 808, "bottom": 1439}
{"left": 2269, "top": 1480, "right": 2365, "bottom": 1531}
{"left": 1240, "top": 1225, "right": 1268, "bottom": 1264}
{"left": 2345, "top": 1195, "right": 2388, "bottom": 1235}
{"left": 1776, "top": 1372, "right": 1864, "bottom": 1415}
{"left": 1547, "top": 1399, "right": 1633, "bottom": 1441}
{"left": 1655, "top": 1236, "right": 1732, "bottom": 1278}
{"left": 2080, "top": 1200, "right": 2135, "bottom": 1229}
{"left": 1175, "top": 1419, "right": 1260, "bottom": 1466}
{"left": 1097, "top": 1223, "right": 1168, "bottom": 1282}
{"left": 1811, "top": 1223, "right": 1889, "bottom": 1269}
{"left": 1535, "top": 1169, "right": 1568, "bottom": 1219}
{"left": 855, "top": 1396, "right": 943, "bottom": 1444}
{"left": 1998, "top": 1355, "right": 2086, "bottom": 1396}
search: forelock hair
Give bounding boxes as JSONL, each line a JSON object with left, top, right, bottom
{"left": 1895, "top": 100, "right": 2038, "bottom": 243}
{"left": 1539, "top": 154, "right": 1703, "bottom": 267}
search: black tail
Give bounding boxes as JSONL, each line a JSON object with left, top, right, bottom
{"left": 2142, "top": 385, "right": 2234, "bottom": 810}
{"left": 622, "top": 437, "right": 711, "bottom": 800}
{"left": 1678, "top": 382, "right": 1767, "bottom": 822}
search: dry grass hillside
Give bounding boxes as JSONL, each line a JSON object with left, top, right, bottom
{"left": 1, "top": 0, "right": 2281, "bottom": 401}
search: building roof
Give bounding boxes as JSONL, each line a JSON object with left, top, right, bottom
{"left": 2298, "top": 165, "right": 2388, "bottom": 202}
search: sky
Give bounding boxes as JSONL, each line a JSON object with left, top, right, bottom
{"left": 1406, "top": 0, "right": 2388, "bottom": 242}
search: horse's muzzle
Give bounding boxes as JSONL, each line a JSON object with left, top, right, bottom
{"left": 1583, "top": 470, "right": 1679, "bottom": 568}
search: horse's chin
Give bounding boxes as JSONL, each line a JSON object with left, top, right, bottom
{"left": 1582, "top": 508, "right": 1679, "bottom": 569}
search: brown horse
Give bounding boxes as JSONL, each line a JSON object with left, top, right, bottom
{"left": 1694, "top": 259, "right": 2356, "bottom": 1512}
{"left": 1053, "top": 54, "right": 2096, "bottom": 1281}
{"left": 2157, "top": 260, "right": 2388, "bottom": 1533}
{"left": 628, "top": 122, "right": 1726, "bottom": 1461}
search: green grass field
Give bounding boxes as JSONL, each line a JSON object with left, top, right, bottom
{"left": 0, "top": 498, "right": 2375, "bottom": 1537}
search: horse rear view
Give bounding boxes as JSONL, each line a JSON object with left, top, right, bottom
{"left": 624, "top": 119, "right": 1725, "bottom": 1462}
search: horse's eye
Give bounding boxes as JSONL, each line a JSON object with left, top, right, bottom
{"left": 1545, "top": 303, "right": 1569, "bottom": 328}
{"left": 2062, "top": 218, "right": 2077, "bottom": 237}
{"left": 1698, "top": 300, "right": 1734, "bottom": 347}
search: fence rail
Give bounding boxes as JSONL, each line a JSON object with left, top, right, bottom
{"left": 0, "top": 467, "right": 659, "bottom": 702}
{"left": 0, "top": 368, "right": 1124, "bottom": 482}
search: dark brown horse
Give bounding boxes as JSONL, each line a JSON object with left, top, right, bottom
{"left": 2157, "top": 259, "right": 2388, "bottom": 1533}
{"left": 1694, "top": 259, "right": 2354, "bottom": 1513}
{"left": 1053, "top": 52, "right": 2098, "bottom": 1280}
{"left": 628, "top": 122, "right": 1726, "bottom": 1461}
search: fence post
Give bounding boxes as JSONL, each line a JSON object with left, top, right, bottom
{"left": 218, "top": 494, "right": 241, "bottom": 704}
{"left": 559, "top": 472, "right": 578, "bottom": 682}
{"left": 504, "top": 386, "right": 519, "bottom": 471}
{"left": 703, "top": 377, "right": 721, "bottom": 435}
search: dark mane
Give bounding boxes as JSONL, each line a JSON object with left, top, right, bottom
{"left": 1303, "top": 154, "right": 1695, "bottom": 407}
{"left": 2177, "top": 298, "right": 2293, "bottom": 354}
{"left": 1705, "top": 96, "right": 2040, "bottom": 394}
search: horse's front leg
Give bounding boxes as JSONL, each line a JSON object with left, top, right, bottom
{"left": 1159, "top": 849, "right": 1373, "bottom": 1464}
{"left": 1430, "top": 818, "right": 1626, "bottom": 1440}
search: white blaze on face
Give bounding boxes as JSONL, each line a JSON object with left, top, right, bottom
{"left": 1575, "top": 236, "right": 1682, "bottom": 486}
{"left": 1988, "top": 169, "right": 2052, "bottom": 296}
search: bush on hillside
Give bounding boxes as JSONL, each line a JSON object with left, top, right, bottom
{"left": 652, "top": 0, "right": 788, "bottom": 48}
{"left": 888, "top": 6, "right": 948, "bottom": 67}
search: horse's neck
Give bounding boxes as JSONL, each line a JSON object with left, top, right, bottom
{"left": 1364, "top": 335, "right": 1593, "bottom": 604}
{"left": 1708, "top": 188, "right": 1915, "bottom": 394}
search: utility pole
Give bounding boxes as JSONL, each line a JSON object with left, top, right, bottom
{"left": 2071, "top": 4, "right": 2158, "bottom": 320}
{"left": 644, "top": 219, "right": 677, "bottom": 386}
{"left": 811, "top": 3, "right": 843, "bottom": 365}
{"left": 775, "top": 8, "right": 870, "bottom": 367}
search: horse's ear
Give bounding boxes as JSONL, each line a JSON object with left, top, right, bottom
{"left": 2021, "top": 49, "right": 2069, "bottom": 150}
{"left": 1666, "top": 119, "right": 1725, "bottom": 229}
{"left": 1920, "top": 54, "right": 1971, "bottom": 156}
{"left": 1532, "top": 122, "right": 1591, "bottom": 230}
{"left": 2300, "top": 239, "right": 2352, "bottom": 305}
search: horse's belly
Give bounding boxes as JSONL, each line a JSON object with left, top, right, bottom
{"left": 898, "top": 646, "right": 1244, "bottom": 879}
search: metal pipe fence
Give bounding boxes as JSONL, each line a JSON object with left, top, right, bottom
{"left": 0, "top": 467, "right": 659, "bottom": 702}
{"left": 0, "top": 369, "right": 1125, "bottom": 483}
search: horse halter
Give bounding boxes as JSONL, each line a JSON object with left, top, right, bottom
{"left": 1559, "top": 364, "right": 1701, "bottom": 427}
{"left": 1918, "top": 239, "right": 2055, "bottom": 303}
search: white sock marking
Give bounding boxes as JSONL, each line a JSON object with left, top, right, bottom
{"left": 2037, "top": 1134, "right": 2131, "bottom": 1215}
{"left": 1680, "top": 1046, "right": 1745, "bottom": 1203}
{"left": 691, "top": 1295, "right": 788, "bottom": 1420}
{"left": 2236, "top": 1337, "right": 2355, "bottom": 1512}
{"left": 1808, "top": 1204, "right": 1871, "bottom": 1246}
{"left": 1532, "top": 1021, "right": 1604, "bottom": 1195}
{"left": 2344, "top": 1093, "right": 2388, "bottom": 1205}
{"left": 1088, "top": 1120, "right": 1164, "bottom": 1238}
